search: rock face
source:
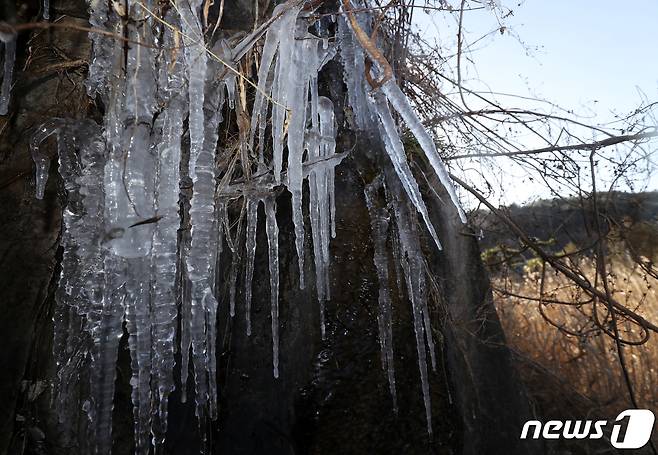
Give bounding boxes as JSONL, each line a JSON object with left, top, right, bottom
{"left": 424, "top": 165, "right": 540, "bottom": 455}
{"left": 0, "top": 7, "right": 92, "bottom": 453}
{"left": 0, "top": 1, "right": 540, "bottom": 454}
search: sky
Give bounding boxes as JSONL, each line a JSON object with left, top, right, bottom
{"left": 411, "top": 0, "right": 658, "bottom": 205}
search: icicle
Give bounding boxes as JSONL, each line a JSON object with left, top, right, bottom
{"left": 318, "top": 97, "right": 337, "bottom": 241}
{"left": 307, "top": 96, "right": 338, "bottom": 337}
{"left": 26, "top": 0, "right": 467, "bottom": 449}
{"left": 390, "top": 186, "right": 434, "bottom": 437}
{"left": 82, "top": 102, "right": 125, "bottom": 453}
{"left": 151, "top": 19, "right": 186, "bottom": 444}
{"left": 284, "top": 36, "right": 308, "bottom": 283}
{"left": 248, "top": 3, "right": 287, "bottom": 155}
{"left": 30, "top": 122, "right": 62, "bottom": 199}
{"left": 180, "top": 0, "right": 215, "bottom": 426}
{"left": 61, "top": 127, "right": 110, "bottom": 450}
{"left": 336, "top": 11, "right": 375, "bottom": 130}
{"left": 225, "top": 74, "right": 236, "bottom": 110}
{"left": 244, "top": 199, "right": 259, "bottom": 336}
{"left": 196, "top": 42, "right": 231, "bottom": 418}
{"left": 0, "top": 29, "right": 17, "bottom": 115}
{"left": 371, "top": 91, "right": 443, "bottom": 250}
{"left": 43, "top": 0, "right": 50, "bottom": 19}
{"left": 364, "top": 177, "right": 397, "bottom": 410}
{"left": 420, "top": 275, "right": 437, "bottom": 371}
{"left": 227, "top": 215, "right": 241, "bottom": 319}
{"left": 199, "top": 38, "right": 241, "bottom": 420}
{"left": 85, "top": 0, "right": 117, "bottom": 97}
{"left": 94, "top": 73, "right": 131, "bottom": 454}
{"left": 119, "top": 12, "right": 159, "bottom": 450}
{"left": 68, "top": 129, "right": 105, "bottom": 315}
{"left": 207, "top": 202, "right": 226, "bottom": 419}
{"left": 380, "top": 80, "right": 467, "bottom": 224}
{"left": 124, "top": 258, "right": 153, "bottom": 453}
{"left": 308, "top": 164, "right": 327, "bottom": 337}
{"left": 264, "top": 197, "right": 280, "bottom": 378}
{"left": 30, "top": 120, "right": 107, "bottom": 440}
{"left": 91, "top": 254, "right": 126, "bottom": 455}
{"left": 270, "top": 7, "right": 301, "bottom": 184}
{"left": 87, "top": 2, "right": 159, "bottom": 447}
{"left": 74, "top": 132, "right": 107, "bottom": 452}
{"left": 405, "top": 254, "right": 433, "bottom": 437}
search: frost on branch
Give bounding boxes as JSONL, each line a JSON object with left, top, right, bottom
{"left": 29, "top": 0, "right": 466, "bottom": 450}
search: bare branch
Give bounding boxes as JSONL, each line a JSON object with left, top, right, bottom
{"left": 450, "top": 173, "right": 658, "bottom": 336}
{"left": 448, "top": 130, "right": 658, "bottom": 161}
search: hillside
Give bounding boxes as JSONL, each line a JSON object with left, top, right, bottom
{"left": 473, "top": 191, "right": 658, "bottom": 258}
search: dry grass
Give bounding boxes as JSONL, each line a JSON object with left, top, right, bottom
{"left": 492, "top": 251, "right": 658, "bottom": 421}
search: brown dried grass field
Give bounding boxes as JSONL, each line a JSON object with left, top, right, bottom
{"left": 492, "top": 250, "right": 658, "bottom": 422}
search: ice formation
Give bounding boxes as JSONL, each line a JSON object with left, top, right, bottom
{"left": 364, "top": 177, "right": 398, "bottom": 411}
{"left": 0, "top": 28, "right": 16, "bottom": 115}
{"left": 390, "top": 180, "right": 437, "bottom": 437}
{"left": 179, "top": 0, "right": 217, "bottom": 429}
{"left": 151, "top": 17, "right": 187, "bottom": 443}
{"left": 29, "top": 0, "right": 466, "bottom": 451}
{"left": 264, "top": 197, "right": 281, "bottom": 378}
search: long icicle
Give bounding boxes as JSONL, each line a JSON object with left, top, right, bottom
{"left": 151, "top": 14, "right": 186, "bottom": 442}
{"left": 121, "top": 6, "right": 158, "bottom": 449}
{"left": 0, "top": 29, "right": 17, "bottom": 115}
{"left": 264, "top": 197, "right": 280, "bottom": 378}
{"left": 244, "top": 199, "right": 259, "bottom": 336}
{"left": 389, "top": 180, "right": 434, "bottom": 437}
{"left": 180, "top": 0, "right": 214, "bottom": 431}
{"left": 364, "top": 177, "right": 398, "bottom": 411}
{"left": 371, "top": 91, "right": 443, "bottom": 251}
{"left": 380, "top": 80, "right": 467, "bottom": 224}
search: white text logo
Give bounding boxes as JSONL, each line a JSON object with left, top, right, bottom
{"left": 520, "top": 409, "right": 655, "bottom": 449}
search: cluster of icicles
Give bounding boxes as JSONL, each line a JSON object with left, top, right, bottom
{"left": 26, "top": 0, "right": 465, "bottom": 452}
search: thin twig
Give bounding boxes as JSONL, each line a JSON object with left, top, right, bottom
{"left": 0, "top": 21, "right": 160, "bottom": 48}
{"left": 448, "top": 130, "right": 658, "bottom": 160}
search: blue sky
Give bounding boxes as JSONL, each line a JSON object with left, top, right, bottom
{"left": 459, "top": 0, "right": 658, "bottom": 118}
{"left": 412, "top": 0, "right": 658, "bottom": 204}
